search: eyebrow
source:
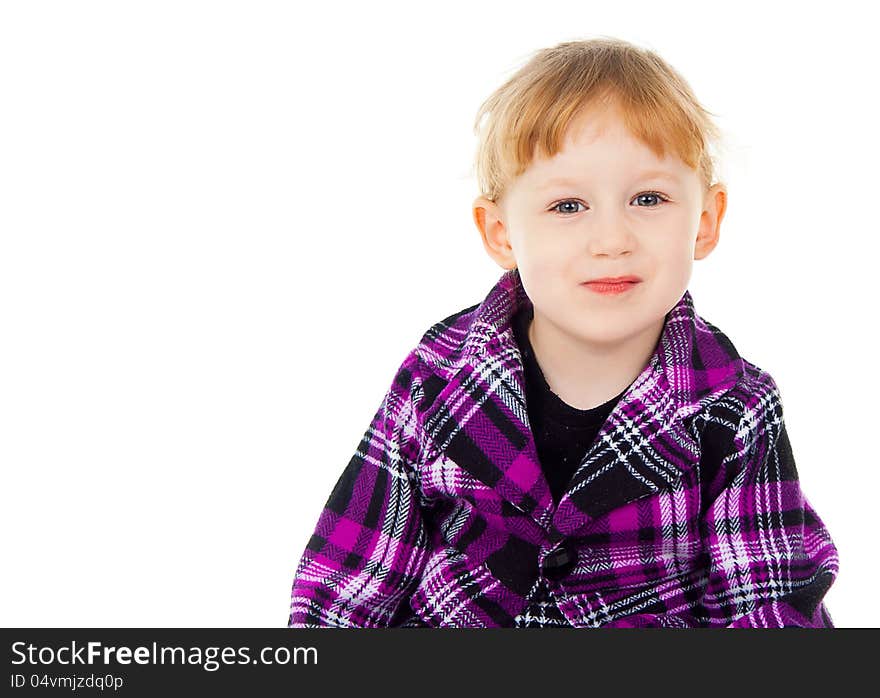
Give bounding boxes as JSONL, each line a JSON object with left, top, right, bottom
{"left": 538, "top": 170, "right": 679, "bottom": 190}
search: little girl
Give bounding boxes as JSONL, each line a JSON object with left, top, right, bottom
{"left": 287, "top": 37, "right": 839, "bottom": 628}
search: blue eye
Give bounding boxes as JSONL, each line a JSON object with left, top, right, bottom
{"left": 552, "top": 200, "right": 586, "bottom": 215}
{"left": 550, "top": 191, "right": 670, "bottom": 216}
{"left": 633, "top": 192, "right": 669, "bottom": 207}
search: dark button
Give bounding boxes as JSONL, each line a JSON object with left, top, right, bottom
{"left": 542, "top": 542, "right": 576, "bottom": 581}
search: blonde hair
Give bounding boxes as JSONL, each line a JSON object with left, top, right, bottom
{"left": 472, "top": 37, "right": 724, "bottom": 203}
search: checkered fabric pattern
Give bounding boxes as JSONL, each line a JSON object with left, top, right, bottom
{"left": 513, "top": 578, "right": 570, "bottom": 628}
{"left": 288, "top": 269, "right": 839, "bottom": 628}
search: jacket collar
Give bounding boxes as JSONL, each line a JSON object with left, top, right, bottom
{"left": 418, "top": 268, "right": 745, "bottom": 543}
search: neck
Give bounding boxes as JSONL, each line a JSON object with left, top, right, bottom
{"left": 527, "top": 310, "right": 664, "bottom": 410}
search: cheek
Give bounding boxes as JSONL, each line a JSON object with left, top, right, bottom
{"left": 649, "top": 248, "right": 694, "bottom": 292}
{"left": 649, "top": 238, "right": 692, "bottom": 267}
{"left": 526, "top": 232, "right": 578, "bottom": 265}
{"left": 517, "top": 236, "right": 560, "bottom": 270}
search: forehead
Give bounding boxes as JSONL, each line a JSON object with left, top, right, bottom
{"left": 561, "top": 107, "right": 658, "bottom": 159}
{"left": 525, "top": 106, "right": 693, "bottom": 185}
{"left": 537, "top": 169, "right": 680, "bottom": 190}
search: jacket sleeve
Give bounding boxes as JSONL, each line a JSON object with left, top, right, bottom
{"left": 287, "top": 352, "right": 431, "bottom": 628}
{"left": 603, "top": 380, "right": 840, "bottom": 629}
{"left": 696, "top": 381, "right": 840, "bottom": 628}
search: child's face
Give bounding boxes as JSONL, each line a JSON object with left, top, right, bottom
{"left": 473, "top": 101, "right": 726, "bottom": 347}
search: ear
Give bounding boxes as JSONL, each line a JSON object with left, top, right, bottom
{"left": 694, "top": 183, "right": 727, "bottom": 260}
{"left": 472, "top": 195, "right": 517, "bottom": 270}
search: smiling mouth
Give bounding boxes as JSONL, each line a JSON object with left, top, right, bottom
{"left": 583, "top": 275, "right": 642, "bottom": 284}
{"left": 581, "top": 279, "right": 640, "bottom": 295}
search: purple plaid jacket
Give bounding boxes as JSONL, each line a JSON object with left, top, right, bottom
{"left": 288, "top": 269, "right": 839, "bottom": 628}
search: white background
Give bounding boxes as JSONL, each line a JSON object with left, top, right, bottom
{"left": 1, "top": 0, "right": 875, "bottom": 627}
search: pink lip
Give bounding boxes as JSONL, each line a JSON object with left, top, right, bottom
{"left": 584, "top": 275, "right": 642, "bottom": 284}
{"left": 582, "top": 279, "right": 640, "bottom": 295}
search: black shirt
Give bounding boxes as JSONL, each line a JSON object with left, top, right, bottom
{"left": 511, "top": 304, "right": 628, "bottom": 507}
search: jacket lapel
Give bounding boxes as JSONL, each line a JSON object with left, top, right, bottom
{"left": 418, "top": 269, "right": 745, "bottom": 542}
